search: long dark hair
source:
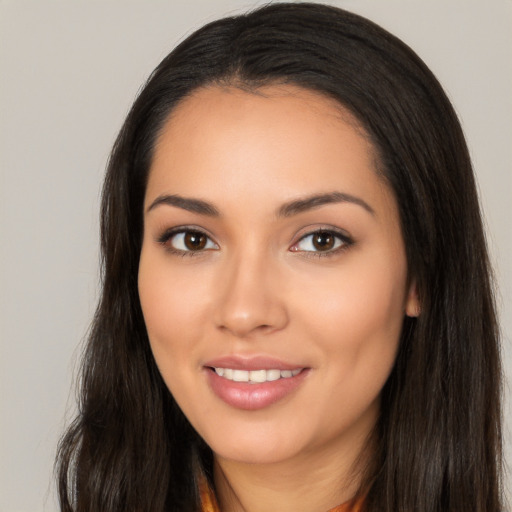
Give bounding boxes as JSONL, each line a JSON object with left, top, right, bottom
{"left": 55, "top": 3, "right": 503, "bottom": 511}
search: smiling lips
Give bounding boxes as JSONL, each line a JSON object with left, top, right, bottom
{"left": 205, "top": 358, "right": 308, "bottom": 410}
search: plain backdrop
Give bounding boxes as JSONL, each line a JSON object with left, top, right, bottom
{"left": 1, "top": 1, "right": 511, "bottom": 510}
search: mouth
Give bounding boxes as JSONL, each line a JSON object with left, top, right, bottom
{"left": 204, "top": 359, "right": 309, "bottom": 410}
{"left": 209, "top": 367, "right": 303, "bottom": 384}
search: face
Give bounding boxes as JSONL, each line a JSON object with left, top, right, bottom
{"left": 138, "top": 85, "right": 418, "bottom": 467}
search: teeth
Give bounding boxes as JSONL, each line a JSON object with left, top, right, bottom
{"left": 232, "top": 370, "right": 249, "bottom": 382}
{"left": 213, "top": 367, "right": 302, "bottom": 383}
{"left": 266, "top": 369, "right": 281, "bottom": 381}
{"left": 249, "top": 369, "right": 267, "bottom": 383}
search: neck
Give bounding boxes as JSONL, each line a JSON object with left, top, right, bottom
{"left": 213, "top": 430, "right": 372, "bottom": 512}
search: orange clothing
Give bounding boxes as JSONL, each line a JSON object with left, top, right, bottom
{"left": 199, "top": 479, "right": 364, "bottom": 512}
{"left": 199, "top": 481, "right": 219, "bottom": 512}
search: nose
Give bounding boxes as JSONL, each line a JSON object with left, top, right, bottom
{"left": 213, "top": 251, "right": 289, "bottom": 338}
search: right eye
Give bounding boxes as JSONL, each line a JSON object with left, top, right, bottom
{"left": 159, "top": 229, "right": 219, "bottom": 253}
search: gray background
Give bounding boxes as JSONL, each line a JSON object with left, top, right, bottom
{"left": 1, "top": 1, "right": 511, "bottom": 510}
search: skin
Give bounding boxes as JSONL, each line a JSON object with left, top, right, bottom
{"left": 138, "top": 84, "right": 419, "bottom": 512}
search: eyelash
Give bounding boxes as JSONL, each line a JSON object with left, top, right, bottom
{"left": 291, "top": 229, "right": 354, "bottom": 258}
{"left": 156, "top": 227, "right": 354, "bottom": 258}
{"left": 157, "top": 227, "right": 218, "bottom": 257}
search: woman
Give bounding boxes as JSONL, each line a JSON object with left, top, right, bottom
{"left": 55, "top": 3, "right": 503, "bottom": 511}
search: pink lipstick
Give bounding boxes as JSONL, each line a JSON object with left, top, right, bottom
{"left": 204, "top": 356, "right": 309, "bottom": 410}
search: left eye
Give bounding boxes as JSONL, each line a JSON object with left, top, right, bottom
{"left": 168, "top": 230, "right": 218, "bottom": 252}
{"left": 292, "top": 230, "right": 348, "bottom": 253}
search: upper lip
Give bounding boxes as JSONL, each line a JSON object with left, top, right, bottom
{"left": 203, "top": 355, "right": 306, "bottom": 371}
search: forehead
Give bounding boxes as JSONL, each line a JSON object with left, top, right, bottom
{"left": 144, "top": 83, "right": 399, "bottom": 230}
{"left": 158, "top": 83, "right": 370, "bottom": 153}
{"left": 150, "top": 85, "right": 379, "bottom": 185}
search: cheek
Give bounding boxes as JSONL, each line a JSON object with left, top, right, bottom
{"left": 293, "top": 251, "right": 407, "bottom": 382}
{"left": 297, "top": 257, "right": 405, "bottom": 335}
{"left": 137, "top": 251, "right": 212, "bottom": 374}
{"left": 291, "top": 267, "right": 405, "bottom": 433}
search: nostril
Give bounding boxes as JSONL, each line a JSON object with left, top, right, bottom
{"left": 213, "top": 282, "right": 289, "bottom": 337}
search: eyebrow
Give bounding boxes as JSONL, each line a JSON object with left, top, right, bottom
{"left": 146, "top": 191, "right": 374, "bottom": 217}
{"left": 147, "top": 194, "right": 220, "bottom": 216}
{"left": 277, "top": 192, "right": 375, "bottom": 217}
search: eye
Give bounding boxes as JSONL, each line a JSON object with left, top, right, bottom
{"left": 159, "top": 229, "right": 219, "bottom": 253}
{"left": 290, "top": 230, "right": 352, "bottom": 254}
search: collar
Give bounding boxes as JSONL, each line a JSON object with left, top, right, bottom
{"left": 199, "top": 476, "right": 364, "bottom": 512}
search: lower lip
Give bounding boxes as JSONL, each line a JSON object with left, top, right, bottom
{"left": 205, "top": 368, "right": 309, "bottom": 411}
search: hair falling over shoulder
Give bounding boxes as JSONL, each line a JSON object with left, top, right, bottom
{"left": 55, "top": 3, "right": 504, "bottom": 511}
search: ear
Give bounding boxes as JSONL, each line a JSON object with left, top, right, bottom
{"left": 405, "top": 280, "right": 421, "bottom": 317}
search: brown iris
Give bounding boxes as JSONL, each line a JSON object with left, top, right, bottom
{"left": 312, "top": 231, "right": 336, "bottom": 251}
{"left": 184, "top": 231, "right": 207, "bottom": 250}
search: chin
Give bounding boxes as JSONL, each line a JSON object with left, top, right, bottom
{"left": 214, "top": 443, "right": 298, "bottom": 466}
{"left": 200, "top": 420, "right": 312, "bottom": 466}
